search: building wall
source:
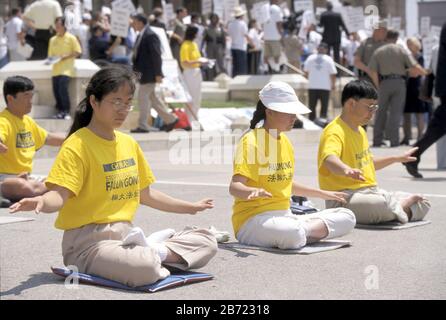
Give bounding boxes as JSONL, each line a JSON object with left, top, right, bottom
{"left": 418, "top": 0, "right": 446, "bottom": 27}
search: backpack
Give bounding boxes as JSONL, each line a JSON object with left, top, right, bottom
{"left": 172, "top": 109, "right": 192, "bottom": 131}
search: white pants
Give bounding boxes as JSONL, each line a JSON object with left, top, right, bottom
{"left": 183, "top": 68, "right": 202, "bottom": 123}
{"left": 237, "top": 208, "right": 356, "bottom": 250}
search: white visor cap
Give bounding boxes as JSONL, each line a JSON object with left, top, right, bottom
{"left": 259, "top": 81, "right": 311, "bottom": 115}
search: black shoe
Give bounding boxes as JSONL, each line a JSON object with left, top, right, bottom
{"left": 130, "top": 127, "right": 149, "bottom": 133}
{"left": 400, "top": 138, "right": 410, "bottom": 146}
{"left": 403, "top": 162, "right": 423, "bottom": 178}
{"left": 160, "top": 118, "right": 179, "bottom": 132}
{"left": 0, "top": 198, "right": 12, "bottom": 208}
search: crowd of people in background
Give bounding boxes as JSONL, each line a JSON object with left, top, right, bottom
{"left": 0, "top": 0, "right": 443, "bottom": 153}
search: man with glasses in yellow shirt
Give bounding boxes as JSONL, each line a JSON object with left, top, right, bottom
{"left": 0, "top": 76, "right": 65, "bottom": 205}
{"left": 318, "top": 80, "right": 430, "bottom": 225}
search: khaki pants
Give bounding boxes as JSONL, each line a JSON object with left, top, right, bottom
{"left": 326, "top": 187, "right": 431, "bottom": 225}
{"left": 263, "top": 40, "right": 282, "bottom": 60}
{"left": 373, "top": 78, "right": 407, "bottom": 147}
{"left": 62, "top": 222, "right": 217, "bottom": 287}
{"left": 137, "top": 83, "right": 177, "bottom": 130}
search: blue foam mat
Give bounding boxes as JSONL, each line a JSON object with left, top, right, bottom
{"left": 51, "top": 267, "right": 213, "bottom": 293}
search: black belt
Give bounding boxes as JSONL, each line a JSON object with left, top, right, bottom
{"left": 380, "top": 74, "right": 406, "bottom": 81}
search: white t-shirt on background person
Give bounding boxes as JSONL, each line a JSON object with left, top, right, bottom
{"left": 263, "top": 4, "right": 283, "bottom": 41}
{"left": 304, "top": 53, "right": 337, "bottom": 90}
{"left": 5, "top": 16, "right": 23, "bottom": 50}
{"left": 248, "top": 28, "right": 263, "bottom": 50}
{"left": 228, "top": 19, "right": 248, "bottom": 51}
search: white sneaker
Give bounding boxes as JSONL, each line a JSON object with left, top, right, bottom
{"left": 209, "top": 226, "right": 230, "bottom": 243}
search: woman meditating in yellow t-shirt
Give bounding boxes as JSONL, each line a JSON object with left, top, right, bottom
{"left": 9, "top": 66, "right": 217, "bottom": 287}
{"left": 229, "top": 81, "right": 356, "bottom": 250}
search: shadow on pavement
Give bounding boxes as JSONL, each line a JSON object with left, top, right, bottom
{"left": 218, "top": 243, "right": 258, "bottom": 258}
{"left": 0, "top": 272, "right": 57, "bottom": 297}
{"left": 0, "top": 272, "right": 139, "bottom": 297}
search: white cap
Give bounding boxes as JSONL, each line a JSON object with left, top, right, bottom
{"left": 82, "top": 13, "right": 92, "bottom": 21}
{"left": 259, "top": 81, "right": 311, "bottom": 115}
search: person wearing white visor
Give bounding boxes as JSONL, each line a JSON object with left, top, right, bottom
{"left": 229, "top": 81, "right": 356, "bottom": 250}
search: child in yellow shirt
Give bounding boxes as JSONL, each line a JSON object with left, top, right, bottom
{"left": 229, "top": 81, "right": 356, "bottom": 249}
{"left": 10, "top": 66, "right": 217, "bottom": 288}
{"left": 0, "top": 76, "right": 65, "bottom": 203}
{"left": 318, "top": 80, "right": 430, "bottom": 224}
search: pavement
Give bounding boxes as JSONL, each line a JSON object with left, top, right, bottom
{"left": 1, "top": 129, "right": 446, "bottom": 300}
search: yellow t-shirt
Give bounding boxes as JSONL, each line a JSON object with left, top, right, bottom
{"left": 0, "top": 109, "right": 48, "bottom": 174}
{"left": 318, "top": 116, "right": 377, "bottom": 191}
{"left": 180, "top": 40, "right": 201, "bottom": 69}
{"left": 48, "top": 32, "right": 82, "bottom": 77}
{"left": 232, "top": 128, "right": 295, "bottom": 236}
{"left": 46, "top": 128, "right": 155, "bottom": 230}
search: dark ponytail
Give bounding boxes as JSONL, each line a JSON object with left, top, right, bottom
{"left": 67, "top": 65, "right": 137, "bottom": 137}
{"left": 68, "top": 97, "right": 93, "bottom": 137}
{"left": 250, "top": 100, "right": 267, "bottom": 129}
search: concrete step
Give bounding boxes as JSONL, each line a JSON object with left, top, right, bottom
{"left": 202, "top": 89, "right": 229, "bottom": 101}
{"left": 202, "top": 81, "right": 229, "bottom": 101}
{"left": 202, "top": 81, "right": 220, "bottom": 89}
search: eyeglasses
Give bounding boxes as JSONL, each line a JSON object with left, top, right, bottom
{"left": 105, "top": 99, "right": 134, "bottom": 112}
{"left": 356, "top": 100, "right": 379, "bottom": 112}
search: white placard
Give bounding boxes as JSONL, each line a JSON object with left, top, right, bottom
{"left": 224, "top": 0, "right": 240, "bottom": 23}
{"left": 112, "top": 0, "right": 136, "bottom": 13}
{"left": 298, "top": 9, "right": 315, "bottom": 39}
{"left": 202, "top": 0, "right": 213, "bottom": 16}
{"left": 293, "top": 0, "right": 314, "bottom": 13}
{"left": 253, "top": 1, "right": 270, "bottom": 25}
{"left": 342, "top": 6, "right": 365, "bottom": 33}
{"left": 431, "top": 25, "right": 442, "bottom": 39}
{"left": 420, "top": 17, "right": 430, "bottom": 37}
{"left": 423, "top": 36, "right": 437, "bottom": 68}
{"left": 163, "top": 3, "right": 175, "bottom": 28}
{"left": 213, "top": 0, "right": 224, "bottom": 21}
{"left": 151, "top": 26, "right": 173, "bottom": 60}
{"left": 83, "top": 0, "right": 93, "bottom": 11}
{"left": 251, "top": 2, "right": 262, "bottom": 23}
{"left": 390, "top": 17, "right": 402, "bottom": 31}
{"left": 110, "top": 7, "right": 131, "bottom": 38}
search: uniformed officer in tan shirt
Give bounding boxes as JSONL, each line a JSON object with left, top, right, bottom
{"left": 354, "top": 20, "right": 388, "bottom": 83}
{"left": 368, "top": 29, "right": 427, "bottom": 147}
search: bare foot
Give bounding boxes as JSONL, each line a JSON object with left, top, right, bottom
{"left": 400, "top": 195, "right": 424, "bottom": 220}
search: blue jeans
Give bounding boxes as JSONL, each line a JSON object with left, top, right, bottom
{"left": 52, "top": 76, "right": 71, "bottom": 114}
{"left": 231, "top": 49, "right": 248, "bottom": 77}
